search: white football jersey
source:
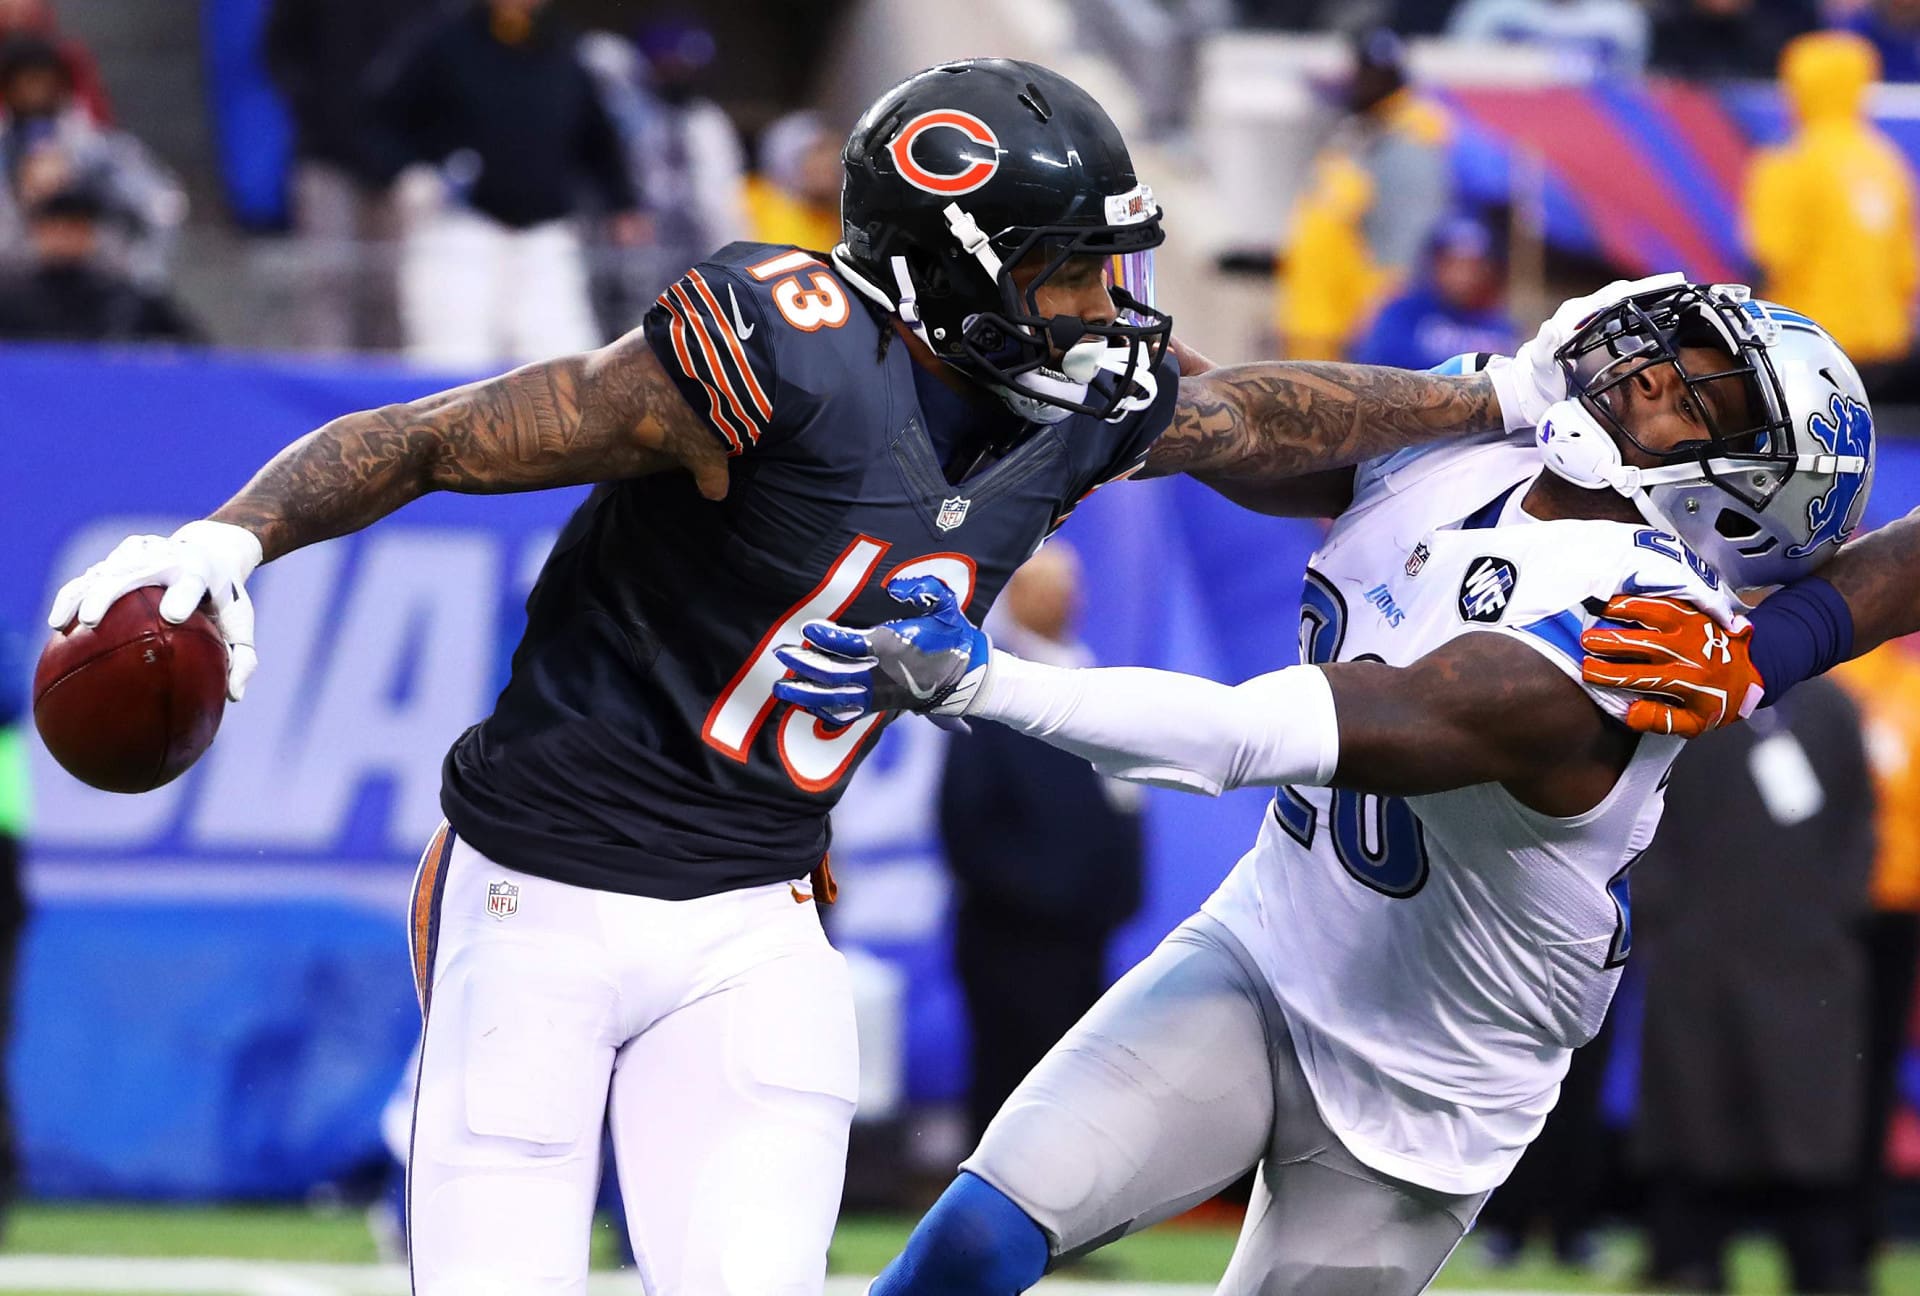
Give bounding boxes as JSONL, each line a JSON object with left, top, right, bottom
{"left": 1203, "top": 431, "right": 1734, "bottom": 1195}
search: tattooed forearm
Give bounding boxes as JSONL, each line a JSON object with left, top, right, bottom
{"left": 211, "top": 333, "right": 728, "bottom": 561}
{"left": 1140, "top": 363, "right": 1502, "bottom": 483}
{"left": 1822, "top": 508, "right": 1920, "bottom": 657}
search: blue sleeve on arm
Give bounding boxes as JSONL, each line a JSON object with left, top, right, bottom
{"left": 1749, "top": 576, "right": 1855, "bottom": 706}
{"left": 1427, "top": 352, "right": 1493, "bottom": 377}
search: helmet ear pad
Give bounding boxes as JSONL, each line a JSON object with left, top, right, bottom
{"left": 918, "top": 246, "right": 1003, "bottom": 355}
{"left": 1536, "top": 396, "right": 1690, "bottom": 543}
{"left": 1537, "top": 398, "right": 1627, "bottom": 492}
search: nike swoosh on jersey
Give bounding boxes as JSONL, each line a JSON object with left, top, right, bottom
{"left": 727, "top": 285, "right": 756, "bottom": 340}
{"left": 1619, "top": 575, "right": 1687, "bottom": 598}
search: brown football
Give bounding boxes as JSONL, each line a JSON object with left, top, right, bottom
{"left": 33, "top": 587, "right": 228, "bottom": 793}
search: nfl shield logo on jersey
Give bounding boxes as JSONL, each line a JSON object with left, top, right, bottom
{"left": 935, "top": 496, "right": 971, "bottom": 532}
{"left": 1458, "top": 556, "right": 1517, "bottom": 623}
{"left": 486, "top": 880, "right": 519, "bottom": 920}
{"left": 1405, "top": 542, "right": 1431, "bottom": 578}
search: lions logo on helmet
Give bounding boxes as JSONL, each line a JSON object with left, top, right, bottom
{"left": 1785, "top": 391, "right": 1874, "bottom": 561}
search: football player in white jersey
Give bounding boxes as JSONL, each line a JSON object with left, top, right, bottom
{"left": 775, "top": 280, "right": 1877, "bottom": 1294}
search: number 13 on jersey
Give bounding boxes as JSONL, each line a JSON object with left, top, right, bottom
{"left": 748, "top": 250, "right": 851, "bottom": 332}
{"left": 702, "top": 535, "right": 975, "bottom": 792}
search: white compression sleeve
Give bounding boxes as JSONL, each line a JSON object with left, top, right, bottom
{"left": 967, "top": 651, "right": 1341, "bottom": 797}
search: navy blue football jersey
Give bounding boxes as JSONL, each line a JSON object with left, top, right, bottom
{"left": 441, "top": 242, "right": 1178, "bottom": 898}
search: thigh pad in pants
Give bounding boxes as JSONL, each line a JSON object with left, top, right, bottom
{"left": 962, "top": 916, "right": 1282, "bottom": 1256}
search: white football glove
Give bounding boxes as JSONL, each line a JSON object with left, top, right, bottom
{"left": 1487, "top": 271, "right": 1687, "bottom": 432}
{"left": 47, "top": 520, "right": 265, "bottom": 701}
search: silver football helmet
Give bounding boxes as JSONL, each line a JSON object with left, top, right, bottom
{"left": 1539, "top": 281, "right": 1875, "bottom": 589}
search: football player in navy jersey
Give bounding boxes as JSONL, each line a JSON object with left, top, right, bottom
{"left": 50, "top": 57, "right": 1649, "bottom": 1296}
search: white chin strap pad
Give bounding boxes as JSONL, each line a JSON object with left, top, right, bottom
{"left": 1536, "top": 398, "right": 1681, "bottom": 534}
{"left": 997, "top": 357, "right": 1091, "bottom": 424}
{"left": 1061, "top": 337, "right": 1105, "bottom": 383}
{"left": 993, "top": 339, "right": 1160, "bottom": 424}
{"left": 1538, "top": 399, "right": 1630, "bottom": 492}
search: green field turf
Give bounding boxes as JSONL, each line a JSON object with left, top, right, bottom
{"left": 0, "top": 1204, "right": 1914, "bottom": 1293}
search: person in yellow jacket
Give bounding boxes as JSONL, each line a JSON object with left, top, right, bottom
{"left": 1278, "top": 28, "right": 1452, "bottom": 360}
{"left": 1833, "top": 639, "right": 1920, "bottom": 1268}
{"left": 1746, "top": 31, "right": 1918, "bottom": 366}
{"left": 744, "top": 111, "right": 841, "bottom": 253}
{"left": 1278, "top": 154, "right": 1386, "bottom": 359}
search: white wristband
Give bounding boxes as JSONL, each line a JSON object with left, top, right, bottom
{"left": 1482, "top": 355, "right": 1539, "bottom": 435}
{"left": 971, "top": 651, "right": 1340, "bottom": 797}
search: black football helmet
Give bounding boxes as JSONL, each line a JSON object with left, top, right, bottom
{"left": 835, "top": 58, "right": 1170, "bottom": 423}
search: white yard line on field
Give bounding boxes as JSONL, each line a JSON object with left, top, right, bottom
{"left": 0, "top": 1257, "right": 1644, "bottom": 1296}
{"left": 0, "top": 1257, "right": 1201, "bottom": 1295}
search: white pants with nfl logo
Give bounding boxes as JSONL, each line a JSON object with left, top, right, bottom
{"left": 406, "top": 824, "right": 858, "bottom": 1294}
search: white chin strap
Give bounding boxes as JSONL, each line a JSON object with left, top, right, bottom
{"left": 1536, "top": 398, "right": 1696, "bottom": 533}
{"left": 1536, "top": 397, "right": 1867, "bottom": 525}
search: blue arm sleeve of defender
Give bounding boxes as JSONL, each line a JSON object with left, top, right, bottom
{"left": 1749, "top": 576, "right": 1856, "bottom": 706}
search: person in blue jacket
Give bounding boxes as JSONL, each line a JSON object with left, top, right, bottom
{"left": 1354, "top": 213, "right": 1515, "bottom": 371}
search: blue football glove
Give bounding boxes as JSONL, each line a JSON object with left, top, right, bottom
{"left": 773, "top": 575, "right": 991, "bottom": 730}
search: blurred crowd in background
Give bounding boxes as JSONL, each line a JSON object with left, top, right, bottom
{"left": 1269, "top": 9, "right": 1920, "bottom": 389}
{"left": 2, "top": 0, "right": 1919, "bottom": 379}
{"left": 0, "top": 0, "right": 850, "bottom": 355}
{"left": 0, "top": 0, "right": 1914, "bottom": 368}
{"left": 9, "top": 0, "right": 1920, "bottom": 1287}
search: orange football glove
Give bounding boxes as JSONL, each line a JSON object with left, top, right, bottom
{"left": 1580, "top": 595, "right": 1766, "bottom": 738}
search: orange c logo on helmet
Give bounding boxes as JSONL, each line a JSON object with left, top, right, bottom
{"left": 888, "top": 110, "right": 1001, "bottom": 196}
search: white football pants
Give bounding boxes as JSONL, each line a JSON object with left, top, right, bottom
{"left": 406, "top": 825, "right": 859, "bottom": 1295}
{"left": 398, "top": 204, "right": 602, "bottom": 368}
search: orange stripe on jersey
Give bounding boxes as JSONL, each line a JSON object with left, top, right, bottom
{"left": 657, "top": 292, "right": 746, "bottom": 454}
{"left": 687, "top": 270, "right": 773, "bottom": 420}
{"left": 670, "top": 282, "right": 763, "bottom": 445}
{"left": 410, "top": 823, "right": 453, "bottom": 1011}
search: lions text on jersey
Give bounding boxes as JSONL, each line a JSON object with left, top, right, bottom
{"left": 1202, "top": 431, "right": 1726, "bottom": 1194}
{"left": 440, "top": 242, "right": 1177, "bottom": 898}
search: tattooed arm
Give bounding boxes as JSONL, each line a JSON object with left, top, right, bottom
{"left": 1140, "top": 274, "right": 1705, "bottom": 513}
{"left": 213, "top": 331, "right": 730, "bottom": 561}
{"left": 46, "top": 333, "right": 731, "bottom": 701}
{"left": 1138, "top": 362, "right": 1504, "bottom": 516}
{"left": 1819, "top": 510, "right": 1920, "bottom": 656}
